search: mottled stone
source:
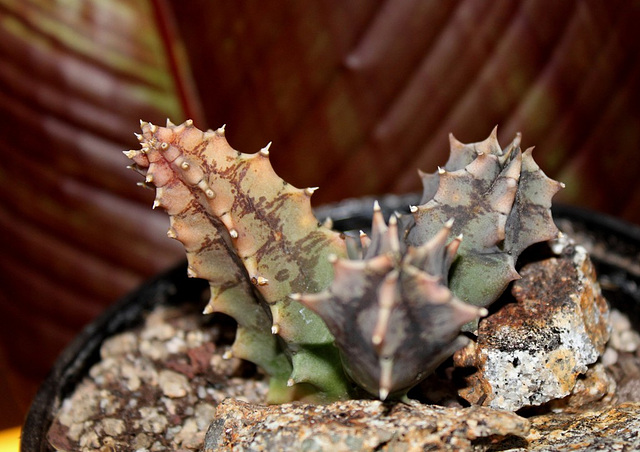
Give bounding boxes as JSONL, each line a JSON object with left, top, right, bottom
{"left": 524, "top": 402, "right": 640, "bottom": 450}
{"left": 548, "top": 363, "right": 616, "bottom": 410}
{"left": 202, "top": 398, "right": 529, "bottom": 451}
{"left": 455, "top": 239, "right": 611, "bottom": 411}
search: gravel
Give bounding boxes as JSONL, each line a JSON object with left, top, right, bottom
{"left": 47, "top": 303, "right": 268, "bottom": 451}
{"left": 46, "top": 298, "right": 640, "bottom": 451}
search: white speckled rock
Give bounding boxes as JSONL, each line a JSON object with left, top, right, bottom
{"left": 455, "top": 236, "right": 611, "bottom": 411}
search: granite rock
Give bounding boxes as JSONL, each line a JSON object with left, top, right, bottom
{"left": 202, "top": 398, "right": 530, "bottom": 451}
{"left": 455, "top": 238, "right": 611, "bottom": 411}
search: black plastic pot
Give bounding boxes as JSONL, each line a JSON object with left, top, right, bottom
{"left": 20, "top": 195, "right": 640, "bottom": 451}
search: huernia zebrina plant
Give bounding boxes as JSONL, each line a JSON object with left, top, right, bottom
{"left": 125, "top": 120, "right": 563, "bottom": 402}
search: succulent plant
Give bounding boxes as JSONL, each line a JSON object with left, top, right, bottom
{"left": 126, "top": 120, "right": 351, "bottom": 402}
{"left": 294, "top": 204, "right": 485, "bottom": 400}
{"left": 408, "top": 128, "right": 565, "bottom": 309}
{"left": 126, "top": 121, "right": 562, "bottom": 402}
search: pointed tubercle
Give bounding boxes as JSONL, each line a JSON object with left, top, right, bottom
{"left": 260, "top": 142, "right": 272, "bottom": 157}
{"left": 378, "top": 357, "right": 393, "bottom": 401}
{"left": 305, "top": 187, "right": 319, "bottom": 196}
{"left": 387, "top": 214, "right": 400, "bottom": 253}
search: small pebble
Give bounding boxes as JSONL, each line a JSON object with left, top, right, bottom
{"left": 132, "top": 433, "right": 152, "bottom": 450}
{"left": 186, "top": 330, "right": 205, "bottom": 347}
{"left": 139, "top": 407, "right": 168, "bottom": 434}
{"left": 140, "top": 339, "right": 169, "bottom": 361}
{"left": 601, "top": 347, "right": 619, "bottom": 367}
{"left": 158, "top": 370, "right": 190, "bottom": 398}
{"left": 79, "top": 430, "right": 100, "bottom": 449}
{"left": 609, "top": 309, "right": 640, "bottom": 353}
{"left": 101, "top": 418, "right": 125, "bottom": 436}
{"left": 195, "top": 403, "right": 216, "bottom": 430}
{"left": 101, "top": 332, "right": 138, "bottom": 358}
{"left": 68, "top": 391, "right": 99, "bottom": 424}
{"left": 141, "top": 323, "right": 176, "bottom": 342}
{"left": 166, "top": 336, "right": 187, "bottom": 354}
{"left": 174, "top": 418, "right": 199, "bottom": 446}
{"left": 150, "top": 441, "right": 167, "bottom": 451}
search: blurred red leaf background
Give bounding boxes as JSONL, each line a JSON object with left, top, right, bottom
{"left": 1, "top": 0, "right": 639, "bottom": 428}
